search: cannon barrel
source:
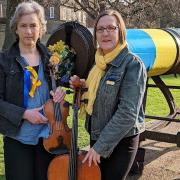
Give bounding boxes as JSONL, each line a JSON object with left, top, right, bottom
{"left": 127, "top": 28, "right": 180, "bottom": 77}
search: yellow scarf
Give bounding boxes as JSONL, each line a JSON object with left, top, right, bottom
{"left": 81, "top": 42, "right": 127, "bottom": 116}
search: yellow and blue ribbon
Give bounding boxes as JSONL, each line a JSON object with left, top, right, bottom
{"left": 24, "top": 66, "right": 42, "bottom": 108}
{"left": 24, "top": 69, "right": 31, "bottom": 108}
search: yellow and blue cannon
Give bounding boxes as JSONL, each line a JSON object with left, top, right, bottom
{"left": 127, "top": 28, "right": 180, "bottom": 76}
{"left": 127, "top": 28, "right": 180, "bottom": 147}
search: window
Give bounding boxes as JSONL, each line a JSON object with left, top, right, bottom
{"left": 49, "top": 6, "right": 54, "bottom": 19}
{"left": 63, "top": 7, "right": 66, "bottom": 20}
{"left": 77, "top": 11, "right": 81, "bottom": 22}
{"left": 0, "top": 3, "right": 3, "bottom": 17}
{"left": 67, "top": 8, "right": 71, "bottom": 21}
{"left": 83, "top": 12, "right": 86, "bottom": 24}
{"left": 60, "top": 6, "right": 67, "bottom": 21}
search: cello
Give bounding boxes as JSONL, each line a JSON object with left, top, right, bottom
{"left": 47, "top": 81, "right": 101, "bottom": 180}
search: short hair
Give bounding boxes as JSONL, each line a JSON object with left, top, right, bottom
{"left": 10, "top": 0, "right": 47, "bottom": 38}
{"left": 93, "top": 9, "right": 126, "bottom": 49}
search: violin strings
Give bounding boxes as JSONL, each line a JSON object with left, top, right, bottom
{"left": 54, "top": 102, "right": 62, "bottom": 130}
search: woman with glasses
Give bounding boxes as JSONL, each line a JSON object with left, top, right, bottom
{"left": 70, "top": 9, "right": 147, "bottom": 180}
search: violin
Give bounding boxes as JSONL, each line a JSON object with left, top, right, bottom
{"left": 47, "top": 81, "right": 101, "bottom": 180}
{"left": 43, "top": 69, "right": 71, "bottom": 154}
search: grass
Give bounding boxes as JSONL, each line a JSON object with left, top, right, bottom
{"left": 0, "top": 137, "right": 4, "bottom": 178}
{"left": 146, "top": 75, "right": 180, "bottom": 117}
{"left": 0, "top": 74, "right": 179, "bottom": 179}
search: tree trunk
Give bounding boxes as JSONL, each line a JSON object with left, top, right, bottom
{"left": 2, "top": 0, "right": 21, "bottom": 50}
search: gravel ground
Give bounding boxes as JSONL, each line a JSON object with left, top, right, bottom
{"left": 127, "top": 140, "right": 180, "bottom": 180}
{"left": 127, "top": 122, "right": 180, "bottom": 180}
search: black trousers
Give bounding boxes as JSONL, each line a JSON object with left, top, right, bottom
{"left": 3, "top": 136, "right": 55, "bottom": 180}
{"left": 91, "top": 134, "right": 139, "bottom": 180}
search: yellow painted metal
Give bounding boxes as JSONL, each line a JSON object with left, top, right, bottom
{"left": 143, "top": 29, "right": 177, "bottom": 77}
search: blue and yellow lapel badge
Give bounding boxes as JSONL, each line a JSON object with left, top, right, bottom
{"left": 105, "top": 75, "right": 117, "bottom": 86}
{"left": 106, "top": 80, "right": 115, "bottom": 85}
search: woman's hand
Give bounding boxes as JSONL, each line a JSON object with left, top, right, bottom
{"left": 82, "top": 147, "right": 101, "bottom": 167}
{"left": 23, "top": 106, "right": 48, "bottom": 124}
{"left": 69, "top": 75, "right": 86, "bottom": 89}
{"left": 50, "top": 87, "right": 66, "bottom": 103}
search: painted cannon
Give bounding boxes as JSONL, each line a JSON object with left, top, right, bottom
{"left": 127, "top": 28, "right": 180, "bottom": 76}
{"left": 127, "top": 28, "right": 180, "bottom": 149}
{"left": 127, "top": 29, "right": 180, "bottom": 174}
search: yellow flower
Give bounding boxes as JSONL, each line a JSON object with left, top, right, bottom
{"left": 48, "top": 40, "right": 67, "bottom": 54}
{"left": 49, "top": 52, "right": 61, "bottom": 65}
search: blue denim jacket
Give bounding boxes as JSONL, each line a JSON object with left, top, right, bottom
{"left": 87, "top": 47, "right": 147, "bottom": 158}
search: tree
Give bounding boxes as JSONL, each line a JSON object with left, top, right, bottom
{"left": 159, "top": 0, "right": 180, "bottom": 28}
{"left": 2, "top": 0, "right": 22, "bottom": 50}
{"left": 61, "top": 0, "right": 180, "bottom": 28}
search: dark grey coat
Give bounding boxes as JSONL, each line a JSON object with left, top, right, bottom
{"left": 0, "top": 41, "right": 51, "bottom": 136}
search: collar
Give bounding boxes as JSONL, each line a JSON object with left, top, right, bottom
{"left": 109, "top": 46, "right": 129, "bottom": 67}
{"left": 5, "top": 40, "right": 50, "bottom": 61}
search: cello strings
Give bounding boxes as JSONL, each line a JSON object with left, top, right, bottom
{"left": 69, "top": 92, "right": 79, "bottom": 180}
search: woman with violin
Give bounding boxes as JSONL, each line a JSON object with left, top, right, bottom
{"left": 70, "top": 10, "right": 147, "bottom": 180}
{"left": 0, "top": 1, "right": 65, "bottom": 180}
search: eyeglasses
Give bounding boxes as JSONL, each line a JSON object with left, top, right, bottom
{"left": 96, "top": 25, "right": 119, "bottom": 33}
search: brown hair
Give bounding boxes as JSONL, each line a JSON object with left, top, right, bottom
{"left": 93, "top": 9, "right": 126, "bottom": 49}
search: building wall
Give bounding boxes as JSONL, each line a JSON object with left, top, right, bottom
{"left": 46, "top": 4, "right": 87, "bottom": 33}
{"left": 0, "top": 0, "right": 88, "bottom": 34}
{"left": 60, "top": 6, "right": 86, "bottom": 26}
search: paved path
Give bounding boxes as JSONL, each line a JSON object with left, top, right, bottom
{"left": 127, "top": 122, "right": 180, "bottom": 180}
{"left": 127, "top": 140, "right": 180, "bottom": 180}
